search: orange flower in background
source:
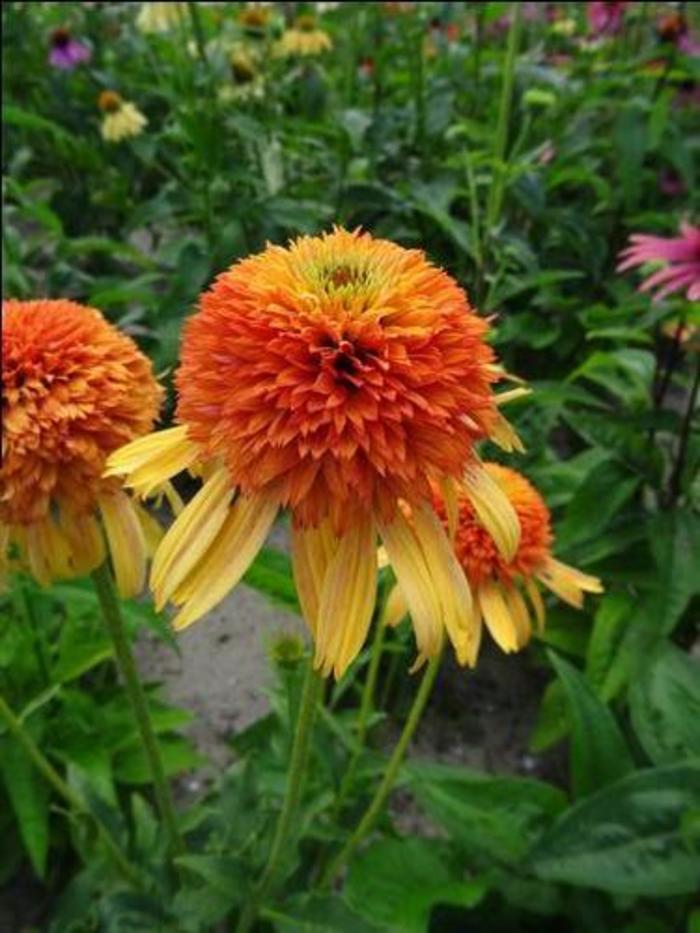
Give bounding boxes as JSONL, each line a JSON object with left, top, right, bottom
{"left": 386, "top": 464, "right": 602, "bottom": 661}
{"left": 107, "top": 228, "right": 524, "bottom": 677}
{"left": 1, "top": 299, "right": 163, "bottom": 595}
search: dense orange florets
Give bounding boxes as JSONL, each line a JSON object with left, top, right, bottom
{"left": 437, "top": 464, "right": 552, "bottom": 586}
{"left": 176, "top": 229, "right": 500, "bottom": 530}
{"left": 1, "top": 299, "right": 162, "bottom": 524}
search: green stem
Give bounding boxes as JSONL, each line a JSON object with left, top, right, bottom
{"left": 668, "top": 355, "right": 700, "bottom": 505}
{"left": 320, "top": 651, "right": 442, "bottom": 890}
{"left": 0, "top": 694, "right": 140, "bottom": 887}
{"left": 91, "top": 563, "right": 184, "bottom": 858}
{"left": 236, "top": 661, "right": 322, "bottom": 933}
{"left": 485, "top": 2, "right": 523, "bottom": 237}
{"left": 333, "top": 619, "right": 386, "bottom": 816}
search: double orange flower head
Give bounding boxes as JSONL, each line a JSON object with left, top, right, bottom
{"left": 2, "top": 230, "right": 601, "bottom": 677}
{"left": 1, "top": 299, "right": 162, "bottom": 595}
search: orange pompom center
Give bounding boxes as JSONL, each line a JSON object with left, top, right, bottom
{"left": 175, "top": 228, "right": 499, "bottom": 531}
{"left": 437, "top": 464, "right": 553, "bottom": 586}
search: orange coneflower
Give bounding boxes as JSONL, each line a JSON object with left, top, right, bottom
{"left": 1, "top": 299, "right": 163, "bottom": 596}
{"left": 106, "top": 228, "right": 523, "bottom": 677}
{"left": 386, "top": 464, "right": 602, "bottom": 662}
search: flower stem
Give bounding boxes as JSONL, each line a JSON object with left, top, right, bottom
{"left": 319, "top": 650, "right": 442, "bottom": 890}
{"left": 236, "top": 660, "right": 322, "bottom": 933}
{"left": 485, "top": 2, "right": 523, "bottom": 238}
{"left": 91, "top": 563, "right": 184, "bottom": 858}
{"left": 333, "top": 618, "right": 387, "bottom": 816}
{"left": 0, "top": 693, "right": 140, "bottom": 887}
{"left": 668, "top": 356, "right": 700, "bottom": 505}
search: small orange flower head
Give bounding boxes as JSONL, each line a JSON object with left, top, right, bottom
{"left": 396, "top": 463, "right": 602, "bottom": 658}
{"left": 1, "top": 299, "right": 163, "bottom": 592}
{"left": 107, "top": 229, "right": 525, "bottom": 677}
{"left": 443, "top": 464, "right": 553, "bottom": 589}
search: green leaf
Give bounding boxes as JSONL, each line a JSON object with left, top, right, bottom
{"left": 647, "top": 510, "right": 700, "bottom": 634}
{"left": 585, "top": 592, "right": 636, "bottom": 701}
{"left": 113, "top": 736, "right": 204, "bottom": 784}
{"left": 407, "top": 761, "right": 566, "bottom": 864}
{"left": 269, "top": 896, "right": 381, "bottom": 932}
{"left": 0, "top": 732, "right": 49, "bottom": 877}
{"left": 549, "top": 651, "right": 633, "bottom": 797}
{"left": 557, "top": 458, "right": 640, "bottom": 550}
{"left": 345, "top": 837, "right": 486, "bottom": 932}
{"left": 243, "top": 547, "right": 300, "bottom": 613}
{"left": 529, "top": 679, "right": 570, "bottom": 753}
{"left": 530, "top": 763, "right": 700, "bottom": 896}
{"left": 629, "top": 642, "right": 700, "bottom": 765}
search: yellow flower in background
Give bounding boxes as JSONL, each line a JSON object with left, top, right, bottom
{"left": 219, "top": 44, "right": 265, "bottom": 102}
{"left": 1, "top": 300, "right": 164, "bottom": 597}
{"left": 385, "top": 464, "right": 603, "bottom": 663}
{"left": 274, "top": 16, "right": 332, "bottom": 58}
{"left": 98, "top": 91, "right": 147, "bottom": 143}
{"left": 238, "top": 5, "right": 273, "bottom": 34}
{"left": 106, "top": 228, "right": 524, "bottom": 678}
{"left": 136, "top": 2, "right": 186, "bottom": 34}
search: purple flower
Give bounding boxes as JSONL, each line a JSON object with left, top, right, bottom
{"left": 587, "top": 1, "right": 627, "bottom": 37}
{"left": 48, "top": 28, "right": 91, "bottom": 71}
{"left": 617, "top": 223, "right": 700, "bottom": 303}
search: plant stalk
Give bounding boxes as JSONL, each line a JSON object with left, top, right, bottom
{"left": 668, "top": 355, "right": 700, "bottom": 504}
{"left": 333, "top": 618, "right": 387, "bottom": 815}
{"left": 236, "top": 660, "right": 322, "bottom": 933}
{"left": 485, "top": 2, "right": 523, "bottom": 238}
{"left": 91, "top": 563, "right": 184, "bottom": 858}
{"left": 319, "top": 650, "right": 442, "bottom": 890}
{"left": 0, "top": 693, "right": 140, "bottom": 886}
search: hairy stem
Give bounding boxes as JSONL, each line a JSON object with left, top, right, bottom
{"left": 319, "top": 650, "right": 442, "bottom": 890}
{"left": 236, "top": 661, "right": 322, "bottom": 933}
{"left": 91, "top": 563, "right": 184, "bottom": 858}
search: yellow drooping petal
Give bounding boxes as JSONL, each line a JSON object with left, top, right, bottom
{"left": 314, "top": 512, "right": 377, "bottom": 678}
{"left": 537, "top": 557, "right": 603, "bottom": 609}
{"left": 524, "top": 577, "right": 546, "bottom": 634}
{"left": 462, "top": 462, "right": 520, "bottom": 562}
{"left": 62, "top": 508, "right": 105, "bottom": 576}
{"left": 98, "top": 491, "right": 147, "bottom": 598}
{"left": 150, "top": 466, "right": 233, "bottom": 609}
{"left": 134, "top": 502, "right": 163, "bottom": 557}
{"left": 489, "top": 412, "right": 525, "bottom": 454}
{"left": 170, "top": 490, "right": 279, "bottom": 630}
{"left": 382, "top": 583, "right": 409, "bottom": 628}
{"left": 410, "top": 503, "right": 477, "bottom": 667}
{"left": 104, "top": 426, "right": 200, "bottom": 497}
{"left": 502, "top": 584, "right": 533, "bottom": 649}
{"left": 377, "top": 508, "right": 444, "bottom": 661}
{"left": 290, "top": 519, "right": 339, "bottom": 637}
{"left": 478, "top": 580, "right": 519, "bottom": 653}
{"left": 439, "top": 476, "right": 459, "bottom": 542}
{"left": 495, "top": 387, "right": 532, "bottom": 406}
{"left": 24, "top": 516, "right": 74, "bottom": 586}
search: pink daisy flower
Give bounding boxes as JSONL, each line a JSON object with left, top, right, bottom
{"left": 617, "top": 222, "right": 700, "bottom": 302}
{"left": 48, "top": 28, "right": 91, "bottom": 71}
{"left": 587, "top": 1, "right": 627, "bottom": 37}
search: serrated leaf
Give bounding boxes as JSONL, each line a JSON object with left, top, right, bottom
{"left": 549, "top": 651, "right": 633, "bottom": 798}
{"left": 530, "top": 763, "right": 700, "bottom": 896}
{"left": 629, "top": 642, "right": 700, "bottom": 765}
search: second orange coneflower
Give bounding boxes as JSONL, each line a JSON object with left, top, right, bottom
{"left": 106, "top": 228, "right": 524, "bottom": 677}
{"left": 385, "top": 464, "right": 603, "bottom": 662}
